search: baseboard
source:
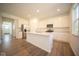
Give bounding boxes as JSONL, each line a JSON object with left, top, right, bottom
{"left": 69, "top": 42, "right": 77, "bottom": 56}
{"left": 68, "top": 34, "right": 79, "bottom": 56}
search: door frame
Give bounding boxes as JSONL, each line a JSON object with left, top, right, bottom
{"left": 2, "top": 17, "right": 14, "bottom": 38}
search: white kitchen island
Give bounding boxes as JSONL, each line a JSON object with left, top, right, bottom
{"left": 26, "top": 32, "right": 53, "bottom": 53}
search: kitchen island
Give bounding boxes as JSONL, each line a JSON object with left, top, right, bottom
{"left": 26, "top": 32, "right": 53, "bottom": 53}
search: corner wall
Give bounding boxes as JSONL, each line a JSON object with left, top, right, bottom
{"left": 68, "top": 5, "right": 79, "bottom": 56}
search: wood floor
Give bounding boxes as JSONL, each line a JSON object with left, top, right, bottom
{"left": 50, "top": 40, "right": 74, "bottom": 56}
{"left": 0, "top": 37, "right": 48, "bottom": 56}
{"left": 0, "top": 34, "right": 75, "bottom": 56}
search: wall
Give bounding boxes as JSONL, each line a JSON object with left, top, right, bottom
{"left": 68, "top": 4, "right": 79, "bottom": 56}
{"left": 0, "top": 13, "right": 28, "bottom": 39}
{"left": 69, "top": 34, "right": 79, "bottom": 55}
{"left": 29, "top": 18, "right": 39, "bottom": 32}
{"left": 0, "top": 16, "right": 2, "bottom": 41}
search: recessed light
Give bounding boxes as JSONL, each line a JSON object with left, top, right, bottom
{"left": 57, "top": 9, "right": 60, "bottom": 12}
{"left": 36, "top": 9, "right": 39, "bottom": 13}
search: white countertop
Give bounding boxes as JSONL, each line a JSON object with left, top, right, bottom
{"left": 27, "top": 32, "right": 53, "bottom": 36}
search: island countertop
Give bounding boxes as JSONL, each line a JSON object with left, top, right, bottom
{"left": 27, "top": 32, "right": 53, "bottom": 36}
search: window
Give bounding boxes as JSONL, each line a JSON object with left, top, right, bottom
{"left": 72, "top": 4, "right": 79, "bottom": 36}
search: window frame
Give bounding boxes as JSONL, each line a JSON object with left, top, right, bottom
{"left": 72, "top": 4, "right": 79, "bottom": 36}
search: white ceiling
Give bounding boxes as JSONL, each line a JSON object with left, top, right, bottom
{"left": 0, "top": 3, "right": 72, "bottom": 20}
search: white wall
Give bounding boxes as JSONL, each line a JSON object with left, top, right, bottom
{"left": 29, "top": 18, "right": 39, "bottom": 32}
{"left": 68, "top": 4, "right": 79, "bottom": 56}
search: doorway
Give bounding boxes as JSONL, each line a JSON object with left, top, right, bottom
{"left": 0, "top": 17, "right": 14, "bottom": 55}
{"left": 2, "top": 22, "right": 12, "bottom": 35}
{"left": 2, "top": 17, "right": 14, "bottom": 40}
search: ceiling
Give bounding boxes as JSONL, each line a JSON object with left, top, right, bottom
{"left": 0, "top": 3, "right": 72, "bottom": 20}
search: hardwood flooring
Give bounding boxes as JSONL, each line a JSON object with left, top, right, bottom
{"left": 0, "top": 35, "right": 48, "bottom": 56}
{"left": 0, "top": 34, "right": 75, "bottom": 56}
{"left": 50, "top": 40, "right": 74, "bottom": 56}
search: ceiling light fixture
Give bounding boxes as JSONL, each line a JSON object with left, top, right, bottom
{"left": 57, "top": 9, "right": 60, "bottom": 12}
{"left": 36, "top": 9, "right": 39, "bottom": 13}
